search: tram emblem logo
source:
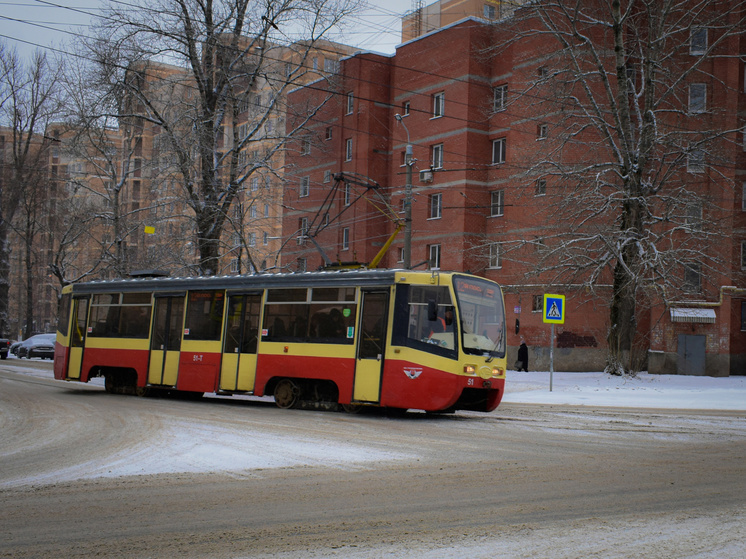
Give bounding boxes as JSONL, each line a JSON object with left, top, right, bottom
{"left": 404, "top": 367, "right": 423, "bottom": 379}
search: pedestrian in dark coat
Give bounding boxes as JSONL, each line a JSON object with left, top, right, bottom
{"left": 516, "top": 339, "right": 529, "bottom": 372}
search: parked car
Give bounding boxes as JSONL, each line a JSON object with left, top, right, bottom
{"left": 17, "top": 334, "right": 56, "bottom": 359}
{"left": 0, "top": 338, "right": 10, "bottom": 359}
{"left": 9, "top": 341, "right": 23, "bottom": 356}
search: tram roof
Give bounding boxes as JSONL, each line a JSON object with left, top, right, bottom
{"left": 67, "top": 268, "right": 436, "bottom": 294}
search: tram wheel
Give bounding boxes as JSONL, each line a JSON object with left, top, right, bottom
{"left": 341, "top": 403, "right": 363, "bottom": 414}
{"left": 274, "top": 379, "right": 300, "bottom": 409}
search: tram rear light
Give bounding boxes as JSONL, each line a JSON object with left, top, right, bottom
{"left": 464, "top": 364, "right": 476, "bottom": 375}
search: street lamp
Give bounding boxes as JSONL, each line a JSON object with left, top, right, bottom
{"left": 395, "top": 114, "right": 414, "bottom": 269}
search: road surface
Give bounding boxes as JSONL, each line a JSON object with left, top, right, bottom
{"left": 1, "top": 362, "right": 745, "bottom": 558}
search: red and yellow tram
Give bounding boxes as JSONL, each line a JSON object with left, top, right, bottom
{"left": 54, "top": 269, "right": 506, "bottom": 412}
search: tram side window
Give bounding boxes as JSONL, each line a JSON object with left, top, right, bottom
{"left": 391, "top": 284, "right": 456, "bottom": 358}
{"left": 57, "top": 293, "right": 71, "bottom": 336}
{"left": 262, "top": 287, "right": 356, "bottom": 343}
{"left": 88, "top": 293, "right": 152, "bottom": 338}
{"left": 184, "top": 291, "right": 225, "bottom": 341}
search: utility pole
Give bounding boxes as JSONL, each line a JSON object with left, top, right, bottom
{"left": 396, "top": 114, "right": 413, "bottom": 269}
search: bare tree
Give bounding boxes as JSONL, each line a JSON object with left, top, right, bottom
{"left": 0, "top": 45, "right": 63, "bottom": 337}
{"left": 488, "top": 0, "right": 746, "bottom": 374}
{"left": 87, "top": 0, "right": 360, "bottom": 275}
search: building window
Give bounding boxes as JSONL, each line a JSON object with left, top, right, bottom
{"left": 537, "top": 66, "right": 547, "bottom": 78}
{"left": 492, "top": 138, "right": 506, "bottom": 164}
{"left": 230, "top": 258, "right": 239, "bottom": 273}
{"left": 345, "top": 138, "right": 353, "bottom": 161}
{"left": 685, "top": 202, "right": 703, "bottom": 231}
{"left": 687, "top": 148, "right": 704, "bottom": 173}
{"left": 325, "top": 126, "right": 332, "bottom": 140}
{"left": 432, "top": 92, "right": 444, "bottom": 118}
{"left": 488, "top": 242, "right": 502, "bottom": 269}
{"left": 429, "top": 244, "right": 441, "bottom": 269}
{"left": 493, "top": 84, "right": 507, "bottom": 112}
{"left": 684, "top": 263, "right": 701, "bottom": 293}
{"left": 432, "top": 143, "right": 444, "bottom": 169}
{"left": 342, "top": 227, "right": 350, "bottom": 250}
{"left": 535, "top": 178, "right": 547, "bottom": 196}
{"left": 264, "top": 204, "right": 269, "bottom": 218}
{"left": 690, "top": 28, "right": 707, "bottom": 55}
{"left": 346, "top": 91, "right": 354, "bottom": 115}
{"left": 402, "top": 101, "right": 410, "bottom": 116}
{"left": 248, "top": 232, "right": 256, "bottom": 247}
{"left": 344, "top": 183, "right": 351, "bottom": 206}
{"left": 297, "top": 258, "right": 307, "bottom": 272}
{"left": 263, "top": 231, "right": 269, "bottom": 245}
{"left": 742, "top": 241, "right": 746, "bottom": 270}
{"left": 429, "top": 193, "right": 442, "bottom": 219}
{"left": 300, "top": 176, "right": 310, "bottom": 197}
{"left": 324, "top": 58, "right": 338, "bottom": 73}
{"left": 689, "top": 84, "right": 706, "bottom": 113}
{"left": 484, "top": 3, "right": 496, "bottom": 19}
{"left": 324, "top": 170, "right": 331, "bottom": 183}
{"left": 490, "top": 190, "right": 504, "bottom": 217}
{"left": 532, "top": 295, "right": 543, "bottom": 312}
{"left": 397, "top": 247, "right": 404, "bottom": 263}
{"left": 538, "top": 123, "right": 548, "bottom": 139}
{"left": 742, "top": 182, "right": 746, "bottom": 211}
{"left": 301, "top": 138, "right": 311, "bottom": 155}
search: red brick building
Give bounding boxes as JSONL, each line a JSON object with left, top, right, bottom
{"left": 284, "top": 2, "right": 746, "bottom": 375}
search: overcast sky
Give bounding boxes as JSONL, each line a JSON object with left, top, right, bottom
{"left": 0, "top": 0, "right": 409, "bottom": 62}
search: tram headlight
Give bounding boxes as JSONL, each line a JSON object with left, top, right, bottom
{"left": 463, "top": 364, "right": 476, "bottom": 375}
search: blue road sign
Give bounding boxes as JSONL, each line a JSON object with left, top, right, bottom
{"left": 543, "top": 294, "right": 565, "bottom": 324}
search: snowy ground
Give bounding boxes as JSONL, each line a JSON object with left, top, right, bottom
{"left": 502, "top": 369, "right": 746, "bottom": 410}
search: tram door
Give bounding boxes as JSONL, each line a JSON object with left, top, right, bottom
{"left": 66, "top": 296, "right": 89, "bottom": 380}
{"left": 148, "top": 295, "right": 185, "bottom": 387}
{"left": 219, "top": 293, "right": 262, "bottom": 392}
{"left": 353, "top": 290, "right": 389, "bottom": 403}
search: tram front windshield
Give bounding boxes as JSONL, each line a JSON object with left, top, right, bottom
{"left": 453, "top": 275, "right": 505, "bottom": 357}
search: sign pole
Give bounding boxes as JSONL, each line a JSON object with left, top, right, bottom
{"left": 550, "top": 323, "right": 554, "bottom": 392}
{"left": 542, "top": 293, "right": 565, "bottom": 393}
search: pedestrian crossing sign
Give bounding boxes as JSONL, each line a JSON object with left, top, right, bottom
{"left": 543, "top": 294, "right": 565, "bottom": 324}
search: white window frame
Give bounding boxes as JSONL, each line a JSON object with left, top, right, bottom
{"left": 402, "top": 101, "right": 410, "bottom": 116}
{"left": 345, "top": 138, "right": 353, "bottom": 161}
{"left": 342, "top": 227, "right": 350, "bottom": 251}
{"left": 298, "top": 217, "right": 308, "bottom": 245}
{"left": 346, "top": 91, "right": 354, "bottom": 115}
{"left": 488, "top": 242, "right": 502, "bottom": 269}
{"left": 432, "top": 143, "right": 444, "bottom": 169}
{"left": 689, "top": 83, "right": 706, "bottom": 113}
{"left": 429, "top": 193, "right": 442, "bottom": 219}
{"left": 490, "top": 190, "right": 504, "bottom": 217}
{"left": 432, "top": 92, "right": 444, "bottom": 118}
{"left": 492, "top": 138, "right": 506, "bottom": 164}
{"left": 429, "top": 244, "right": 441, "bottom": 270}
{"left": 493, "top": 85, "right": 507, "bottom": 112}
{"left": 324, "top": 169, "right": 331, "bottom": 183}
{"left": 687, "top": 148, "right": 705, "bottom": 173}
{"left": 300, "top": 176, "right": 310, "bottom": 197}
{"left": 538, "top": 123, "right": 548, "bottom": 139}
{"left": 535, "top": 178, "right": 547, "bottom": 196}
{"left": 690, "top": 28, "right": 708, "bottom": 55}
{"left": 301, "top": 138, "right": 311, "bottom": 155}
